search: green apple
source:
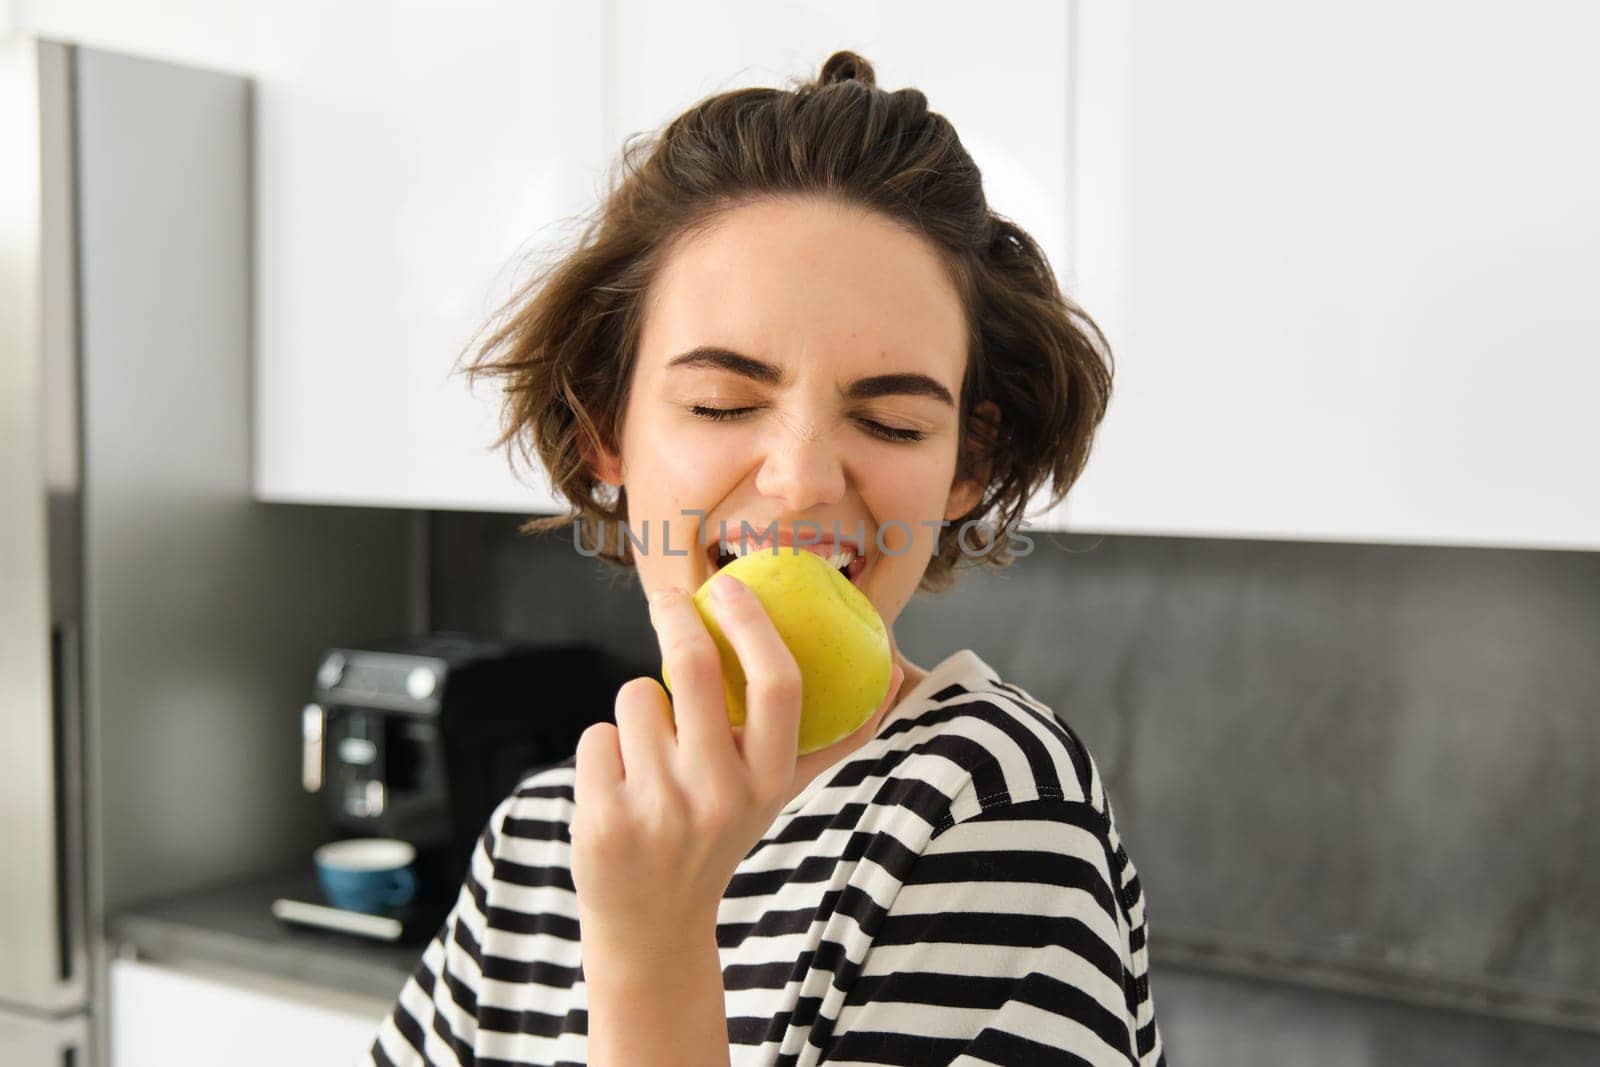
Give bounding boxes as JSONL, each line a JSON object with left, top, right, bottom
{"left": 661, "top": 547, "right": 893, "bottom": 755}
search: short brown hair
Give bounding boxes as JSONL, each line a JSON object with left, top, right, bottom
{"left": 460, "top": 50, "right": 1113, "bottom": 593}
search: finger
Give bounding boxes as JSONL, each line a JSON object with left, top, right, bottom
{"left": 732, "top": 660, "right": 905, "bottom": 762}
{"left": 704, "top": 573, "right": 802, "bottom": 785}
{"left": 880, "top": 662, "right": 906, "bottom": 718}
{"left": 648, "top": 586, "right": 741, "bottom": 770}
{"left": 882, "top": 662, "right": 906, "bottom": 724}
{"left": 573, "top": 721, "right": 624, "bottom": 813}
{"left": 612, "top": 677, "right": 677, "bottom": 793}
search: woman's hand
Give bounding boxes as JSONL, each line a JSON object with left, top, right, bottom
{"left": 569, "top": 574, "right": 898, "bottom": 960}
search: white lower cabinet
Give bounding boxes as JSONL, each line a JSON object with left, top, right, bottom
{"left": 109, "top": 958, "right": 390, "bottom": 1067}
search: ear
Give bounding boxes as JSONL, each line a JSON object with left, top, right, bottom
{"left": 943, "top": 476, "right": 983, "bottom": 522}
{"left": 943, "top": 400, "right": 1000, "bottom": 521}
{"left": 580, "top": 435, "right": 624, "bottom": 487}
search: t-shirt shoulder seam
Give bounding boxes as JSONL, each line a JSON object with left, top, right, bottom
{"left": 929, "top": 788, "right": 1109, "bottom": 835}
{"left": 914, "top": 681, "right": 1107, "bottom": 815}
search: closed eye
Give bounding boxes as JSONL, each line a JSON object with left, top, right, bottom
{"left": 688, "top": 405, "right": 926, "bottom": 443}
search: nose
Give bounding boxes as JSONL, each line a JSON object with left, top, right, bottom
{"left": 753, "top": 413, "right": 847, "bottom": 512}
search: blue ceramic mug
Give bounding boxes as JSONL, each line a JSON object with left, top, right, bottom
{"left": 314, "top": 838, "right": 417, "bottom": 914}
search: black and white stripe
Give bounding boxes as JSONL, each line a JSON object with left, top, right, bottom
{"left": 368, "top": 649, "right": 1165, "bottom": 1066}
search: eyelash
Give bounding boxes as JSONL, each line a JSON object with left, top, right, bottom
{"left": 689, "top": 405, "right": 927, "bottom": 443}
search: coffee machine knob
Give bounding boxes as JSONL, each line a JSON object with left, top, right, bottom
{"left": 405, "top": 666, "right": 438, "bottom": 700}
{"left": 317, "top": 652, "right": 346, "bottom": 690}
{"left": 301, "top": 703, "right": 325, "bottom": 793}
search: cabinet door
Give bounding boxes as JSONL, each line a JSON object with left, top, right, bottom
{"left": 1053, "top": 0, "right": 1600, "bottom": 549}
{"left": 253, "top": 1, "right": 608, "bottom": 513}
{"left": 613, "top": 0, "right": 1072, "bottom": 281}
{"left": 612, "top": 0, "right": 1077, "bottom": 532}
{"left": 109, "top": 958, "right": 388, "bottom": 1067}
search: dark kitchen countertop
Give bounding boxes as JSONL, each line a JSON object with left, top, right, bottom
{"left": 106, "top": 869, "right": 423, "bottom": 1003}
{"left": 109, "top": 875, "right": 1600, "bottom": 1064}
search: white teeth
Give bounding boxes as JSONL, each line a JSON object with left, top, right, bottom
{"left": 718, "top": 540, "right": 858, "bottom": 570}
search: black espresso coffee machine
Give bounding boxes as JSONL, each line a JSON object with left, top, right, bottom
{"left": 272, "top": 632, "right": 643, "bottom": 943}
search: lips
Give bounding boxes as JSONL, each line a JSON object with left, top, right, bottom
{"left": 704, "top": 529, "right": 869, "bottom": 586}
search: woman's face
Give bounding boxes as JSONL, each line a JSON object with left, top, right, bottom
{"left": 590, "top": 195, "right": 987, "bottom": 643}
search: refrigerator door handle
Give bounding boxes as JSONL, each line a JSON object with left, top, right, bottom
{"left": 51, "top": 619, "right": 89, "bottom": 995}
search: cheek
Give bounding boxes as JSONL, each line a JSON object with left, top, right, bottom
{"left": 662, "top": 431, "right": 744, "bottom": 510}
{"left": 622, "top": 417, "right": 743, "bottom": 552}
{"left": 627, "top": 415, "right": 720, "bottom": 494}
{"left": 865, "top": 459, "right": 958, "bottom": 561}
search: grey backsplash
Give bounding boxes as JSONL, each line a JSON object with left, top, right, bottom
{"left": 427, "top": 511, "right": 1600, "bottom": 1033}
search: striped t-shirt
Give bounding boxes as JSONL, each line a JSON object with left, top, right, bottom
{"left": 368, "top": 648, "right": 1166, "bottom": 1066}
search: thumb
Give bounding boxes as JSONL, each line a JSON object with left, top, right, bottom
{"left": 879, "top": 662, "right": 905, "bottom": 713}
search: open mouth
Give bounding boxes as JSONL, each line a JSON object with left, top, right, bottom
{"left": 705, "top": 539, "right": 868, "bottom": 587}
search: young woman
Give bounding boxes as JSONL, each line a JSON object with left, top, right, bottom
{"left": 369, "top": 51, "right": 1165, "bottom": 1067}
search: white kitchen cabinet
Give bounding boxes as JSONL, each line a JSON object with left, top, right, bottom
{"left": 109, "top": 957, "right": 389, "bottom": 1067}
{"left": 253, "top": 2, "right": 1600, "bottom": 551}
{"left": 251, "top": 0, "right": 1078, "bottom": 524}
{"left": 1050, "top": 0, "right": 1600, "bottom": 550}
{"left": 252, "top": 1, "right": 608, "bottom": 513}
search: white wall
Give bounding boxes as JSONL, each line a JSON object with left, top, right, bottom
{"left": 9, "top": 0, "right": 258, "bottom": 73}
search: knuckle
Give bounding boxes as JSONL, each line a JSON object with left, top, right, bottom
{"left": 617, "top": 675, "right": 660, "bottom": 701}
{"left": 749, "top": 670, "right": 801, "bottom": 706}
{"left": 650, "top": 586, "right": 689, "bottom": 608}
{"left": 696, "top": 782, "right": 751, "bottom": 831}
{"left": 667, "top": 644, "right": 723, "bottom": 687}
{"left": 613, "top": 678, "right": 661, "bottom": 716}
{"left": 695, "top": 796, "right": 737, "bottom": 834}
{"left": 633, "top": 786, "right": 688, "bottom": 837}
{"left": 576, "top": 721, "right": 617, "bottom": 750}
{"left": 572, "top": 793, "right": 621, "bottom": 841}
{"left": 660, "top": 627, "right": 713, "bottom": 660}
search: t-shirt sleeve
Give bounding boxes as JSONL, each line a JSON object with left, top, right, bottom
{"left": 366, "top": 796, "right": 511, "bottom": 1067}
{"left": 822, "top": 797, "right": 1160, "bottom": 1067}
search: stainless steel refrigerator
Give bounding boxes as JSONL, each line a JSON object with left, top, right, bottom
{"left": 1, "top": 38, "right": 415, "bottom": 1066}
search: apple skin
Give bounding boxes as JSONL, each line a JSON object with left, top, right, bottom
{"left": 661, "top": 548, "right": 893, "bottom": 755}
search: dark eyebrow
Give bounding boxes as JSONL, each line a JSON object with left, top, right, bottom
{"left": 665, "top": 346, "right": 955, "bottom": 407}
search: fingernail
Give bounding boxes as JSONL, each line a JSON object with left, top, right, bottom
{"left": 711, "top": 574, "right": 741, "bottom": 602}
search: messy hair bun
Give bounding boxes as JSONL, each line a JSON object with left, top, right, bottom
{"left": 817, "top": 49, "right": 876, "bottom": 88}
